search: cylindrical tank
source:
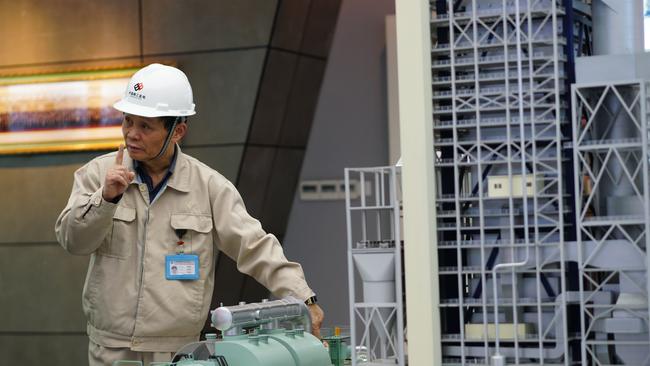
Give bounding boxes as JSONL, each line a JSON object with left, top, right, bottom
{"left": 211, "top": 297, "right": 311, "bottom": 335}
{"left": 265, "top": 329, "right": 333, "bottom": 366}
{"left": 592, "top": 0, "right": 643, "bottom": 55}
{"left": 208, "top": 334, "right": 297, "bottom": 366}
{"left": 591, "top": 0, "right": 645, "bottom": 218}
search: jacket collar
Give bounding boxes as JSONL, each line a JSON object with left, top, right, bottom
{"left": 125, "top": 144, "right": 191, "bottom": 193}
{"left": 165, "top": 145, "right": 191, "bottom": 193}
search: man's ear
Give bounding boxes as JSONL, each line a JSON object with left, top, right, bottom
{"left": 172, "top": 122, "right": 188, "bottom": 143}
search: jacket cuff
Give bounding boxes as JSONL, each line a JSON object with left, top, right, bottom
{"left": 85, "top": 188, "right": 119, "bottom": 218}
{"left": 289, "top": 283, "right": 315, "bottom": 302}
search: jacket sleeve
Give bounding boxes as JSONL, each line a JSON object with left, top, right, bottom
{"left": 55, "top": 161, "right": 118, "bottom": 255}
{"left": 211, "top": 180, "right": 314, "bottom": 301}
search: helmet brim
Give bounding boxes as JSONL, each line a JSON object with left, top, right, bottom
{"left": 113, "top": 100, "right": 196, "bottom": 118}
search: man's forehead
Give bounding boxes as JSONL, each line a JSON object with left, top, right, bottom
{"left": 124, "top": 113, "right": 165, "bottom": 125}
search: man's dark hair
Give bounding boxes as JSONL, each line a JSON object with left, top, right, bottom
{"left": 162, "top": 116, "right": 188, "bottom": 131}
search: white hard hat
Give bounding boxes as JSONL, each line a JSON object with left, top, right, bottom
{"left": 113, "top": 63, "right": 196, "bottom": 117}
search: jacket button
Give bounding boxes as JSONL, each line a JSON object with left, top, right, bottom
{"left": 139, "top": 185, "right": 146, "bottom": 192}
{"left": 94, "top": 197, "right": 101, "bottom": 206}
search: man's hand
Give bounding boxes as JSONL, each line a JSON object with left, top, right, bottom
{"left": 308, "top": 303, "right": 325, "bottom": 339}
{"left": 102, "top": 145, "right": 135, "bottom": 202}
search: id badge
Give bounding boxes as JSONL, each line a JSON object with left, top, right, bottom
{"left": 165, "top": 254, "right": 199, "bottom": 280}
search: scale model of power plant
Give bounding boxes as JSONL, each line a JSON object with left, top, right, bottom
{"left": 345, "top": 1, "right": 650, "bottom": 365}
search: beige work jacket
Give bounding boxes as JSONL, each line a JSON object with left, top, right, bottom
{"left": 54, "top": 147, "right": 313, "bottom": 352}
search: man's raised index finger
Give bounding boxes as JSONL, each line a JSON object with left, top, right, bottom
{"left": 115, "top": 144, "right": 125, "bottom": 165}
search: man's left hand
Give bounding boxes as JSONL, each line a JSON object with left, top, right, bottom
{"left": 308, "top": 303, "right": 325, "bottom": 339}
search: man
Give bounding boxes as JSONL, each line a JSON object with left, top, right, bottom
{"left": 55, "top": 64, "right": 323, "bottom": 364}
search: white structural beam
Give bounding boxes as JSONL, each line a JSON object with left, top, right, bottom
{"left": 386, "top": 14, "right": 401, "bottom": 166}
{"left": 395, "top": 0, "right": 441, "bottom": 365}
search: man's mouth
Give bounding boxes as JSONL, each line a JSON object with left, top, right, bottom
{"left": 127, "top": 144, "right": 143, "bottom": 152}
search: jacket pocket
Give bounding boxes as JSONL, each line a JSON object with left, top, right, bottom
{"left": 170, "top": 213, "right": 213, "bottom": 266}
{"left": 99, "top": 206, "right": 136, "bottom": 258}
{"left": 171, "top": 213, "right": 212, "bottom": 233}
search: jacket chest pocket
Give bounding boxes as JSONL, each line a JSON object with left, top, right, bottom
{"left": 170, "top": 214, "right": 213, "bottom": 256}
{"left": 100, "top": 206, "right": 137, "bottom": 258}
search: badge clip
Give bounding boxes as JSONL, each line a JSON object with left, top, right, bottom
{"left": 175, "top": 229, "right": 188, "bottom": 254}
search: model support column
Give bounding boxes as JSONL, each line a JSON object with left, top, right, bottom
{"left": 395, "top": 0, "right": 441, "bottom": 365}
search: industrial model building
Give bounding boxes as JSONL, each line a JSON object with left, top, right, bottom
{"left": 346, "top": 1, "right": 650, "bottom": 365}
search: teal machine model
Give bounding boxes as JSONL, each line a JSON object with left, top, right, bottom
{"left": 116, "top": 297, "right": 333, "bottom": 366}
{"left": 176, "top": 297, "right": 332, "bottom": 366}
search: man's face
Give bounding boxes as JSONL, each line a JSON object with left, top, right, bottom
{"left": 121, "top": 114, "right": 168, "bottom": 161}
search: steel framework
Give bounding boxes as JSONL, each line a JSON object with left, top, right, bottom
{"left": 431, "top": 0, "right": 571, "bottom": 364}
{"left": 345, "top": 166, "right": 406, "bottom": 366}
{"left": 572, "top": 80, "right": 650, "bottom": 365}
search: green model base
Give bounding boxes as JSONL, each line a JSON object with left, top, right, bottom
{"left": 117, "top": 329, "right": 331, "bottom": 366}
{"left": 167, "top": 329, "right": 331, "bottom": 366}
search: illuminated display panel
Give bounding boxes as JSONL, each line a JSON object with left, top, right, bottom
{"left": 0, "top": 67, "right": 139, "bottom": 154}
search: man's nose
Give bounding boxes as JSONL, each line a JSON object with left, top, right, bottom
{"left": 125, "top": 128, "right": 140, "bottom": 140}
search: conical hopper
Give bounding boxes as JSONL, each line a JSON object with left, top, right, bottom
{"left": 353, "top": 251, "right": 397, "bottom": 353}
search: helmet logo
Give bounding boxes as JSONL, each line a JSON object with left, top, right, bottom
{"left": 128, "top": 82, "right": 146, "bottom": 100}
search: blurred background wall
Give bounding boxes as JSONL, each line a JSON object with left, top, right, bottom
{"left": 283, "top": 0, "right": 396, "bottom": 328}
{"left": 0, "top": 0, "right": 395, "bottom": 363}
